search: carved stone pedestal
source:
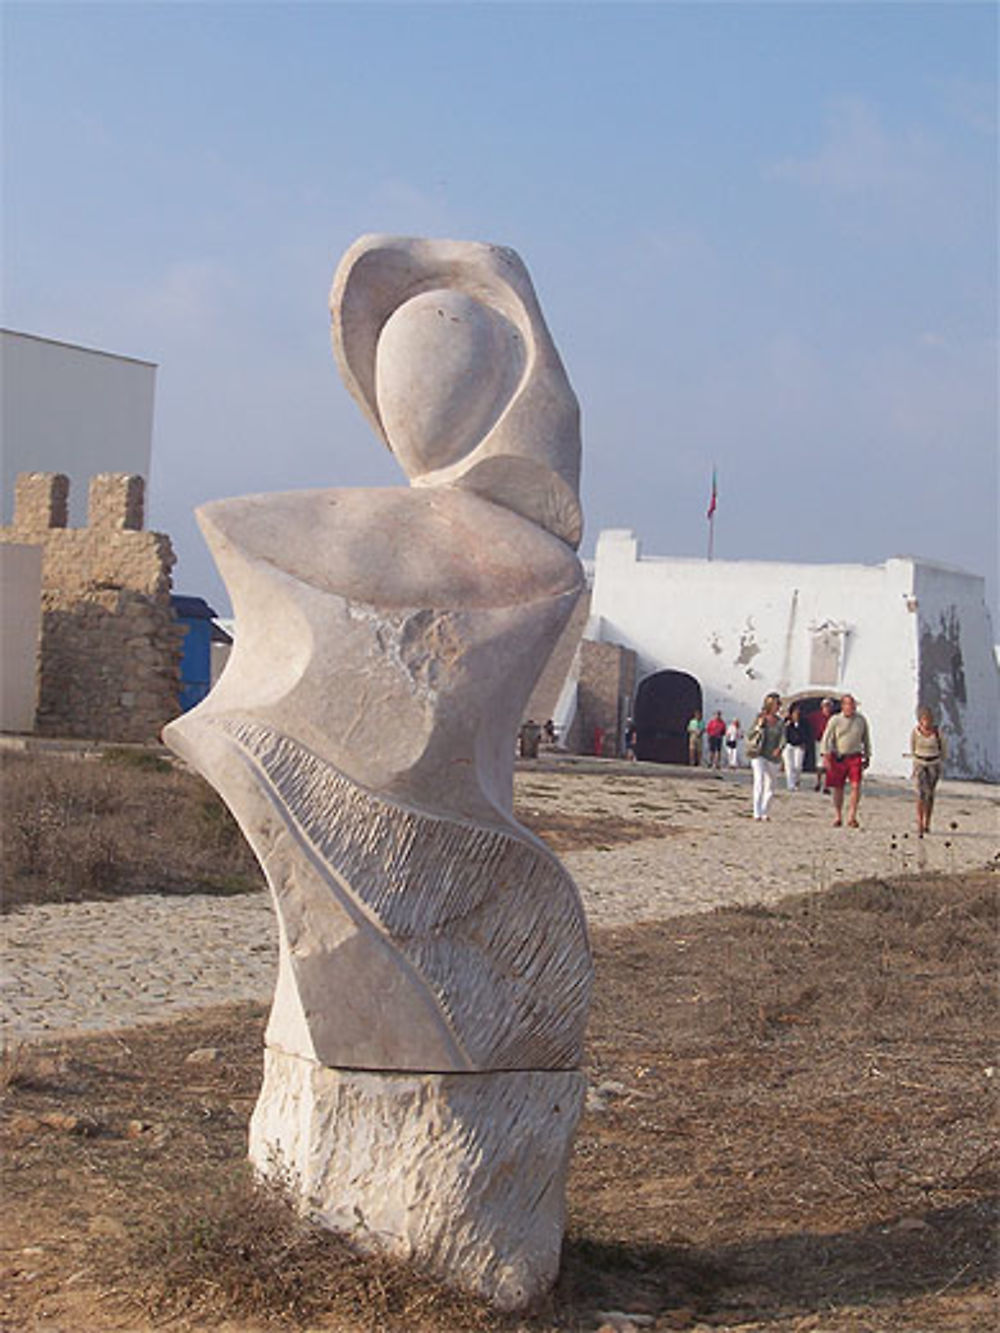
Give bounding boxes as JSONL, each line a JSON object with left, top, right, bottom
{"left": 249, "top": 1051, "right": 586, "bottom": 1309}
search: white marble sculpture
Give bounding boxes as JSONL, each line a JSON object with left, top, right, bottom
{"left": 163, "top": 235, "right": 593, "bottom": 1309}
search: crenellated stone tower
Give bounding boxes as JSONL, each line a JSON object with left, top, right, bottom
{"left": 0, "top": 472, "right": 183, "bottom": 741}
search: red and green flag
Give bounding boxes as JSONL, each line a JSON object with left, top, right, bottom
{"left": 706, "top": 467, "right": 718, "bottom": 519}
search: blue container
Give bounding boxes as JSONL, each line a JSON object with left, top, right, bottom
{"left": 171, "top": 595, "right": 229, "bottom": 711}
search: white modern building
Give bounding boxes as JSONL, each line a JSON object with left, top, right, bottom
{"left": 1, "top": 331, "right": 160, "bottom": 734}
{"left": 587, "top": 529, "right": 999, "bottom": 781}
{"left": 1, "top": 330, "right": 156, "bottom": 527}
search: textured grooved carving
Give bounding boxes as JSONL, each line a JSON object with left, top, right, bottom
{"left": 214, "top": 716, "right": 589, "bottom": 1070}
{"left": 163, "top": 234, "right": 591, "bottom": 1308}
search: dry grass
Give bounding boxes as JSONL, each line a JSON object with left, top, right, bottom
{"left": 0, "top": 751, "right": 672, "bottom": 916}
{"left": 516, "top": 805, "right": 679, "bottom": 852}
{"left": 128, "top": 1168, "right": 499, "bottom": 1332}
{"left": 0, "top": 749, "right": 264, "bottom": 911}
{"left": 2, "top": 868, "right": 996, "bottom": 1331}
{"left": 0, "top": 1042, "right": 30, "bottom": 1095}
{"left": 2, "top": 751, "right": 996, "bottom": 1328}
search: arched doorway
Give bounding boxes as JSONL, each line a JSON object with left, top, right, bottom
{"left": 633, "top": 670, "right": 702, "bottom": 765}
{"left": 785, "top": 691, "right": 840, "bottom": 771}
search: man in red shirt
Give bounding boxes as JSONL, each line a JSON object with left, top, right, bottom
{"left": 810, "top": 698, "right": 836, "bottom": 790}
{"left": 705, "top": 710, "right": 727, "bottom": 770}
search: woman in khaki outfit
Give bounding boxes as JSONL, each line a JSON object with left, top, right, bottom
{"left": 911, "top": 706, "right": 946, "bottom": 836}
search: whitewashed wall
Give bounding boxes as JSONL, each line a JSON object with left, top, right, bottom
{"left": 590, "top": 530, "right": 998, "bottom": 780}
{"left": 1, "top": 331, "right": 156, "bottom": 526}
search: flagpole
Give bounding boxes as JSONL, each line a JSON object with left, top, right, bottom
{"left": 707, "top": 512, "right": 714, "bottom": 562}
{"left": 706, "top": 464, "right": 717, "bottom": 561}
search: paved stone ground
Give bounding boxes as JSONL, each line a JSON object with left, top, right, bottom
{"left": 545, "top": 763, "right": 998, "bottom": 929}
{"left": 2, "top": 761, "right": 997, "bottom": 1044}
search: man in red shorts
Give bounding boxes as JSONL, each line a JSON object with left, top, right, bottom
{"left": 705, "top": 710, "right": 727, "bottom": 769}
{"left": 820, "top": 694, "right": 872, "bottom": 828}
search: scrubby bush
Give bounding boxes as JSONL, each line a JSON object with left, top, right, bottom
{"left": 0, "top": 751, "right": 264, "bottom": 911}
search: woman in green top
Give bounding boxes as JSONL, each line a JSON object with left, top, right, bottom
{"left": 747, "top": 692, "right": 784, "bottom": 821}
{"left": 687, "top": 711, "right": 705, "bottom": 766}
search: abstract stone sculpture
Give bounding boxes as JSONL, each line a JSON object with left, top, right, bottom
{"left": 163, "top": 235, "right": 593, "bottom": 1309}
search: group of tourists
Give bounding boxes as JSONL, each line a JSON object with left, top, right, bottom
{"left": 741, "top": 693, "right": 870, "bottom": 825}
{"left": 688, "top": 695, "right": 946, "bottom": 834}
{"left": 687, "top": 710, "right": 744, "bottom": 770}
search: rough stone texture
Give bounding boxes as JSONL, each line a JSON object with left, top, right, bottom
{"left": 576, "top": 639, "right": 638, "bottom": 756}
{"left": 0, "top": 543, "right": 43, "bottom": 732}
{"left": 164, "top": 236, "right": 592, "bottom": 1307}
{"left": 249, "top": 1052, "right": 586, "bottom": 1310}
{"left": 0, "top": 472, "right": 183, "bottom": 741}
{"left": 87, "top": 472, "right": 144, "bottom": 531}
{"left": 14, "top": 471, "right": 69, "bottom": 530}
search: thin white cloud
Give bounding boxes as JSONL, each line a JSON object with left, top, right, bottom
{"left": 132, "top": 259, "right": 238, "bottom": 335}
{"left": 766, "top": 97, "right": 934, "bottom": 195}
{"left": 934, "top": 74, "right": 997, "bottom": 137}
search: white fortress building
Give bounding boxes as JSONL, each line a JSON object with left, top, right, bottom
{"left": 586, "top": 529, "right": 999, "bottom": 781}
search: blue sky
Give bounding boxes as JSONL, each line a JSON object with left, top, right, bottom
{"left": 4, "top": 1, "right": 997, "bottom": 619}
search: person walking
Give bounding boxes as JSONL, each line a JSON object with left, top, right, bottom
{"left": 725, "top": 717, "right": 742, "bottom": 768}
{"left": 782, "top": 702, "right": 808, "bottom": 791}
{"left": 518, "top": 718, "right": 541, "bottom": 759}
{"left": 687, "top": 710, "right": 705, "bottom": 766}
{"left": 821, "top": 693, "right": 872, "bottom": 828}
{"left": 810, "top": 698, "right": 836, "bottom": 791}
{"left": 705, "top": 710, "right": 726, "bottom": 770}
{"left": 746, "top": 692, "right": 784, "bottom": 821}
{"left": 911, "top": 705, "right": 946, "bottom": 836}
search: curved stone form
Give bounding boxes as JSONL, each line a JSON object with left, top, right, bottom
{"left": 332, "top": 234, "right": 583, "bottom": 547}
{"left": 163, "top": 235, "right": 592, "bottom": 1308}
{"left": 186, "top": 715, "right": 591, "bottom": 1072}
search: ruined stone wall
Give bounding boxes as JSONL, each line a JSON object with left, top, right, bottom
{"left": 575, "top": 639, "right": 637, "bottom": 757}
{"left": 0, "top": 543, "right": 43, "bottom": 733}
{"left": 0, "top": 472, "right": 183, "bottom": 742}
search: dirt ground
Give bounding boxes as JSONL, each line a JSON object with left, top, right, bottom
{"left": 2, "top": 860, "right": 996, "bottom": 1332}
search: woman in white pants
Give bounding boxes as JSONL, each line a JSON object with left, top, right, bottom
{"left": 747, "top": 692, "right": 784, "bottom": 820}
{"left": 782, "top": 703, "right": 807, "bottom": 791}
{"left": 725, "top": 717, "right": 741, "bottom": 767}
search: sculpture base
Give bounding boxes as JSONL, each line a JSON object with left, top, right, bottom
{"left": 248, "top": 1048, "right": 585, "bottom": 1310}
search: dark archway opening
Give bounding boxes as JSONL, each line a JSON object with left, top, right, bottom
{"left": 785, "top": 692, "right": 840, "bottom": 771}
{"left": 634, "top": 670, "right": 702, "bottom": 765}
